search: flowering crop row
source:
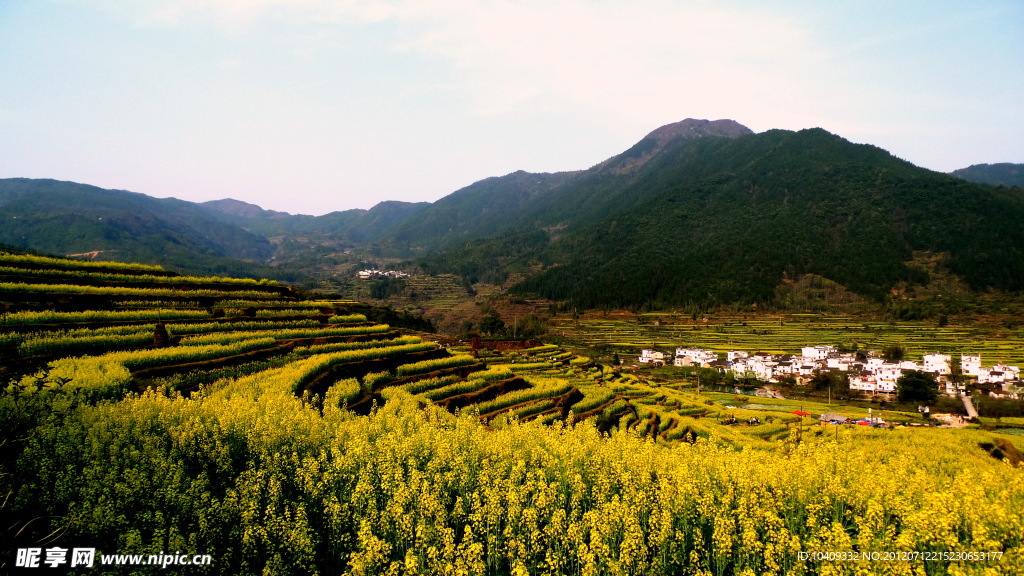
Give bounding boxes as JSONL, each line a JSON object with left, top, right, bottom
{"left": 248, "top": 309, "right": 321, "bottom": 318}
{"left": 216, "top": 308, "right": 320, "bottom": 318}
{"left": 473, "top": 379, "right": 574, "bottom": 415}
{"left": 170, "top": 319, "right": 320, "bottom": 335}
{"left": 521, "top": 344, "right": 560, "bottom": 354}
{"left": 465, "top": 366, "right": 515, "bottom": 383}
{"left": 569, "top": 387, "right": 616, "bottom": 415}
{"left": 281, "top": 342, "right": 446, "bottom": 394}
{"left": 294, "top": 336, "right": 424, "bottom": 356}
{"left": 416, "top": 366, "right": 516, "bottom": 402}
{"left": 362, "top": 371, "right": 393, "bottom": 391}
{"left": 421, "top": 378, "right": 496, "bottom": 402}
{"left": 569, "top": 355, "right": 592, "bottom": 366}
{"left": 0, "top": 251, "right": 166, "bottom": 272}
{"left": 493, "top": 361, "right": 555, "bottom": 371}
{"left": 4, "top": 323, "right": 157, "bottom": 350}
{"left": 215, "top": 299, "right": 354, "bottom": 308}
{"left": 401, "top": 374, "right": 462, "bottom": 395}
{"left": 0, "top": 308, "right": 210, "bottom": 325}
{"left": 0, "top": 282, "right": 285, "bottom": 299}
{"left": 395, "top": 354, "right": 476, "bottom": 377}
{"left": 0, "top": 264, "right": 278, "bottom": 286}
{"left": 324, "top": 378, "right": 364, "bottom": 407}
{"left": 507, "top": 398, "right": 556, "bottom": 420}
{"left": 180, "top": 324, "right": 393, "bottom": 346}
{"left": 17, "top": 330, "right": 155, "bottom": 357}
{"left": 113, "top": 300, "right": 205, "bottom": 308}
{"left": 24, "top": 337, "right": 278, "bottom": 397}
{"left": 327, "top": 314, "right": 369, "bottom": 324}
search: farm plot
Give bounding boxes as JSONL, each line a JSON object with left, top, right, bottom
{"left": 550, "top": 312, "right": 1024, "bottom": 364}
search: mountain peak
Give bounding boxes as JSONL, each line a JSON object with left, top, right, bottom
{"left": 642, "top": 118, "right": 753, "bottom": 143}
{"left": 202, "top": 198, "right": 292, "bottom": 219}
{"left": 599, "top": 118, "right": 753, "bottom": 174}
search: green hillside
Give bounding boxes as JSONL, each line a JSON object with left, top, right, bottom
{"left": 504, "top": 128, "right": 1024, "bottom": 308}
{"left": 201, "top": 197, "right": 429, "bottom": 241}
{"left": 388, "top": 169, "right": 581, "bottom": 249}
{"left": 0, "top": 179, "right": 279, "bottom": 277}
{"left": 5, "top": 120, "right": 1024, "bottom": 315}
{"left": 952, "top": 162, "right": 1024, "bottom": 187}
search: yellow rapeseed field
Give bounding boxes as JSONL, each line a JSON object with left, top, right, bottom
{"left": 10, "top": 366, "right": 1022, "bottom": 575}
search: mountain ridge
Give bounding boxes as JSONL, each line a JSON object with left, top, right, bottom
{"left": 951, "top": 163, "right": 1024, "bottom": 188}
{"left": 3, "top": 118, "right": 1022, "bottom": 312}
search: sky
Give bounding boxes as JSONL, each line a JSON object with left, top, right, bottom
{"left": 1, "top": 1, "right": 1021, "bottom": 216}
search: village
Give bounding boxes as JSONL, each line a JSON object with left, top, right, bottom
{"left": 355, "top": 269, "right": 411, "bottom": 279}
{"left": 638, "top": 345, "right": 1023, "bottom": 400}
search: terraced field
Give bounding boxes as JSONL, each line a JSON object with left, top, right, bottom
{"left": 1, "top": 252, "right": 757, "bottom": 441}
{"left": 3, "top": 253, "right": 1023, "bottom": 575}
{"left": 551, "top": 311, "right": 1024, "bottom": 364}
{"left": 0, "top": 254, "right": 932, "bottom": 452}
{"left": 321, "top": 273, "right": 472, "bottom": 311}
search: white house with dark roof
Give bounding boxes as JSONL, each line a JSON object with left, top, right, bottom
{"left": 639, "top": 349, "right": 667, "bottom": 364}
{"left": 962, "top": 354, "right": 982, "bottom": 376}
{"left": 674, "top": 347, "right": 719, "bottom": 367}
{"left": 923, "top": 353, "right": 952, "bottom": 375}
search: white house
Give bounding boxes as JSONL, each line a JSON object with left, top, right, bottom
{"left": 944, "top": 379, "right": 966, "bottom": 396}
{"left": 795, "top": 363, "right": 817, "bottom": 377}
{"left": 826, "top": 355, "right": 855, "bottom": 371}
{"left": 922, "top": 353, "right": 952, "bottom": 375}
{"left": 801, "top": 346, "right": 835, "bottom": 362}
{"left": 727, "top": 350, "right": 749, "bottom": 362}
{"left": 996, "top": 363, "right": 1021, "bottom": 381}
{"left": 639, "top": 350, "right": 667, "bottom": 364}
{"left": 978, "top": 364, "right": 1019, "bottom": 385}
{"left": 874, "top": 364, "right": 903, "bottom": 393}
{"left": 875, "top": 378, "right": 897, "bottom": 393}
{"left": 357, "top": 269, "right": 411, "bottom": 279}
{"left": 850, "top": 373, "right": 877, "bottom": 393}
{"left": 674, "top": 347, "right": 719, "bottom": 367}
{"left": 730, "top": 355, "right": 778, "bottom": 381}
{"left": 962, "top": 354, "right": 982, "bottom": 376}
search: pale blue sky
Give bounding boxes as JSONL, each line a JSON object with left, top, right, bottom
{"left": 1, "top": 0, "right": 1021, "bottom": 215}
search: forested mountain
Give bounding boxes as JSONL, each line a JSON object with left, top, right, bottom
{"left": 390, "top": 119, "right": 753, "bottom": 251}
{"left": 387, "top": 170, "right": 582, "bottom": 249}
{"left": 417, "top": 123, "right": 1024, "bottom": 308}
{"left": 951, "top": 163, "right": 1024, "bottom": 188}
{"left": 511, "top": 129, "right": 1024, "bottom": 308}
{"left": 201, "top": 197, "right": 429, "bottom": 240}
{"left": 4, "top": 118, "right": 1023, "bottom": 310}
{"left": 0, "top": 179, "right": 277, "bottom": 277}
{"left": 0, "top": 179, "right": 428, "bottom": 277}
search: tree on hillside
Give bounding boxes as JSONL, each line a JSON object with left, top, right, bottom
{"left": 810, "top": 370, "right": 850, "bottom": 397}
{"left": 882, "top": 344, "right": 907, "bottom": 362}
{"left": 478, "top": 312, "right": 505, "bottom": 337}
{"left": 897, "top": 370, "right": 939, "bottom": 404}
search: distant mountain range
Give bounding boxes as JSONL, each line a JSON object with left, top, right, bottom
{"left": 950, "top": 163, "right": 1024, "bottom": 188}
{"left": 2, "top": 119, "right": 1022, "bottom": 310}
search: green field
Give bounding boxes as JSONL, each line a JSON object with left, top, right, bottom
{"left": 550, "top": 311, "right": 1024, "bottom": 364}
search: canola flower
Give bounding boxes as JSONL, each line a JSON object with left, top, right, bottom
{"left": 8, "top": 381, "right": 1022, "bottom": 576}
